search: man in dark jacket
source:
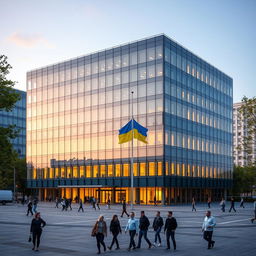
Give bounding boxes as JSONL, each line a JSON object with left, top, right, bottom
{"left": 26, "top": 200, "right": 33, "bottom": 216}
{"left": 137, "top": 211, "right": 152, "bottom": 249}
{"left": 229, "top": 198, "right": 236, "bottom": 212}
{"left": 153, "top": 211, "right": 164, "bottom": 246}
{"left": 121, "top": 200, "right": 129, "bottom": 217}
{"left": 164, "top": 211, "right": 177, "bottom": 250}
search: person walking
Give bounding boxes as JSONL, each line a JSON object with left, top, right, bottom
{"left": 164, "top": 211, "right": 177, "bottom": 251}
{"left": 121, "top": 200, "right": 129, "bottom": 217}
{"left": 152, "top": 211, "right": 164, "bottom": 247}
{"left": 220, "top": 198, "right": 225, "bottom": 212}
{"left": 61, "top": 198, "right": 66, "bottom": 211}
{"left": 55, "top": 197, "right": 59, "bottom": 208}
{"left": 30, "top": 212, "right": 46, "bottom": 251}
{"left": 32, "top": 198, "right": 38, "bottom": 214}
{"left": 68, "top": 198, "right": 72, "bottom": 210}
{"left": 78, "top": 199, "right": 84, "bottom": 212}
{"left": 207, "top": 197, "right": 211, "bottom": 209}
{"left": 108, "top": 215, "right": 122, "bottom": 250}
{"left": 229, "top": 198, "right": 236, "bottom": 212}
{"left": 192, "top": 197, "right": 196, "bottom": 212}
{"left": 96, "top": 198, "right": 101, "bottom": 210}
{"left": 240, "top": 197, "right": 245, "bottom": 208}
{"left": 125, "top": 212, "right": 139, "bottom": 251}
{"left": 202, "top": 210, "right": 216, "bottom": 249}
{"left": 107, "top": 199, "right": 111, "bottom": 210}
{"left": 26, "top": 200, "right": 33, "bottom": 216}
{"left": 92, "top": 197, "right": 96, "bottom": 210}
{"left": 137, "top": 211, "right": 152, "bottom": 249}
{"left": 251, "top": 201, "right": 256, "bottom": 223}
{"left": 92, "top": 215, "right": 107, "bottom": 254}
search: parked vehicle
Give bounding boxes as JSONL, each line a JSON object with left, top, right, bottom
{"left": 0, "top": 190, "right": 13, "bottom": 205}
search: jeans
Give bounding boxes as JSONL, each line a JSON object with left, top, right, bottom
{"left": 203, "top": 231, "right": 214, "bottom": 248}
{"left": 78, "top": 206, "right": 84, "bottom": 212}
{"left": 229, "top": 205, "right": 236, "bottom": 212}
{"left": 110, "top": 233, "right": 119, "bottom": 249}
{"left": 154, "top": 227, "right": 162, "bottom": 243}
{"left": 221, "top": 204, "right": 225, "bottom": 212}
{"left": 166, "top": 230, "right": 176, "bottom": 249}
{"left": 96, "top": 233, "right": 106, "bottom": 253}
{"left": 32, "top": 230, "right": 42, "bottom": 248}
{"left": 121, "top": 209, "right": 129, "bottom": 217}
{"left": 27, "top": 208, "right": 33, "bottom": 216}
{"left": 129, "top": 230, "right": 136, "bottom": 249}
{"left": 137, "top": 230, "right": 151, "bottom": 248}
{"left": 192, "top": 204, "right": 196, "bottom": 211}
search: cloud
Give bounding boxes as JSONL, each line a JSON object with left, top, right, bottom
{"left": 6, "top": 32, "right": 55, "bottom": 49}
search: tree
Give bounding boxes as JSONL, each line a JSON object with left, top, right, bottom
{"left": 0, "top": 55, "right": 21, "bottom": 190}
{"left": 238, "top": 96, "right": 256, "bottom": 166}
{"left": 232, "top": 165, "right": 256, "bottom": 195}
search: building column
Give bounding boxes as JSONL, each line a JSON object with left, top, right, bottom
{"left": 161, "top": 187, "right": 165, "bottom": 205}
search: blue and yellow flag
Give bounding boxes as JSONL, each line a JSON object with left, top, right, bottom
{"left": 118, "top": 119, "right": 148, "bottom": 144}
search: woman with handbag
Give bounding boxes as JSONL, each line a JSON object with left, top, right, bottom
{"left": 30, "top": 212, "right": 46, "bottom": 251}
{"left": 108, "top": 215, "right": 122, "bottom": 250}
{"left": 91, "top": 215, "right": 107, "bottom": 254}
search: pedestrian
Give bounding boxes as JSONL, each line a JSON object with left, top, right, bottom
{"left": 153, "top": 211, "right": 164, "bottom": 247}
{"left": 32, "top": 198, "right": 38, "bottom": 214}
{"left": 240, "top": 197, "right": 245, "bottom": 208}
{"left": 137, "top": 211, "right": 152, "bottom": 249}
{"left": 207, "top": 197, "right": 211, "bottom": 209}
{"left": 26, "top": 200, "right": 33, "bottom": 216}
{"left": 61, "top": 198, "right": 66, "bottom": 211}
{"left": 229, "top": 198, "right": 236, "bottom": 212}
{"left": 107, "top": 199, "right": 111, "bottom": 209}
{"left": 68, "top": 198, "right": 72, "bottom": 210}
{"left": 30, "top": 212, "right": 46, "bottom": 251}
{"left": 251, "top": 201, "right": 256, "bottom": 223}
{"left": 108, "top": 215, "right": 122, "bottom": 250}
{"left": 92, "top": 198, "right": 96, "bottom": 210}
{"left": 202, "top": 210, "right": 216, "bottom": 249}
{"left": 121, "top": 200, "right": 129, "bottom": 217}
{"left": 78, "top": 199, "right": 84, "bottom": 212}
{"left": 164, "top": 211, "right": 177, "bottom": 251}
{"left": 55, "top": 197, "right": 59, "bottom": 208}
{"left": 220, "top": 198, "right": 225, "bottom": 212}
{"left": 91, "top": 215, "right": 107, "bottom": 254}
{"left": 192, "top": 197, "right": 196, "bottom": 212}
{"left": 154, "top": 196, "right": 157, "bottom": 206}
{"left": 96, "top": 198, "right": 100, "bottom": 210}
{"left": 125, "top": 212, "right": 139, "bottom": 251}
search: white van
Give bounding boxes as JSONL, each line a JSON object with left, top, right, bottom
{"left": 0, "top": 190, "right": 13, "bottom": 205}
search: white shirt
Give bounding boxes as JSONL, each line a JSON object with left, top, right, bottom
{"left": 202, "top": 216, "right": 216, "bottom": 231}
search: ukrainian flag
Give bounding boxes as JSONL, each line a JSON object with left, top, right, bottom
{"left": 118, "top": 119, "right": 148, "bottom": 144}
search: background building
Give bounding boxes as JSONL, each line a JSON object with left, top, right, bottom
{"left": 0, "top": 89, "right": 26, "bottom": 158}
{"left": 26, "top": 34, "right": 233, "bottom": 204}
{"left": 233, "top": 102, "right": 256, "bottom": 166}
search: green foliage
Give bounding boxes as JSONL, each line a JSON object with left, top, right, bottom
{"left": 0, "top": 55, "right": 20, "bottom": 111}
{"left": 232, "top": 165, "right": 256, "bottom": 195}
{"left": 238, "top": 96, "right": 256, "bottom": 166}
{"left": 0, "top": 55, "right": 22, "bottom": 190}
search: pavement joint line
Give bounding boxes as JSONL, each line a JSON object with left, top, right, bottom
{"left": 218, "top": 218, "right": 251, "bottom": 224}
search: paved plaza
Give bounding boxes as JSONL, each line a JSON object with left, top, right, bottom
{"left": 0, "top": 202, "right": 255, "bottom": 256}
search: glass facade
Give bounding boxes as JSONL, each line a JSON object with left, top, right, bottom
{"left": 26, "top": 35, "right": 233, "bottom": 204}
{"left": 0, "top": 89, "right": 26, "bottom": 158}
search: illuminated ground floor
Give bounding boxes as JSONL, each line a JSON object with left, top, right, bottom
{"left": 38, "top": 186, "right": 227, "bottom": 205}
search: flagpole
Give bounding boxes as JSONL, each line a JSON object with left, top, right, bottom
{"left": 131, "top": 91, "right": 134, "bottom": 210}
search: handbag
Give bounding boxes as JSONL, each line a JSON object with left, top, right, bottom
{"left": 28, "top": 235, "right": 32, "bottom": 242}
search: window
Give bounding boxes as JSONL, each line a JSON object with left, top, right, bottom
{"left": 140, "top": 163, "right": 146, "bottom": 176}
{"left": 149, "top": 162, "right": 155, "bottom": 176}
{"left": 147, "top": 48, "right": 155, "bottom": 61}
{"left": 138, "top": 49, "right": 146, "bottom": 63}
{"left": 123, "top": 163, "right": 129, "bottom": 176}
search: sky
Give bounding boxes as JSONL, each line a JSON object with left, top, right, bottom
{"left": 0, "top": 0, "right": 255, "bottom": 102}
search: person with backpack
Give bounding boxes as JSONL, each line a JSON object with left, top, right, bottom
{"left": 91, "top": 215, "right": 107, "bottom": 254}
{"left": 26, "top": 200, "right": 33, "bottom": 216}
{"left": 108, "top": 215, "right": 122, "bottom": 250}
{"left": 164, "top": 211, "right": 177, "bottom": 251}
{"left": 137, "top": 211, "right": 152, "bottom": 249}
{"left": 152, "top": 211, "right": 164, "bottom": 247}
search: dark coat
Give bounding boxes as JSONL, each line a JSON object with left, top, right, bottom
{"left": 30, "top": 218, "right": 46, "bottom": 233}
{"left": 153, "top": 216, "right": 164, "bottom": 231}
{"left": 110, "top": 220, "right": 122, "bottom": 235}
{"left": 139, "top": 215, "right": 150, "bottom": 231}
{"left": 164, "top": 217, "right": 177, "bottom": 232}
